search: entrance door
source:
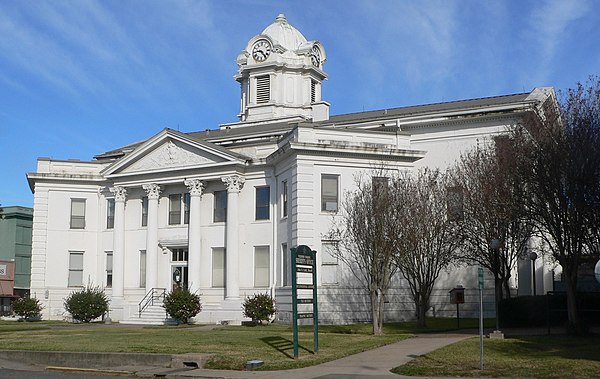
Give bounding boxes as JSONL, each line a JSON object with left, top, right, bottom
{"left": 171, "top": 265, "right": 189, "bottom": 291}
{"left": 170, "top": 247, "right": 189, "bottom": 290}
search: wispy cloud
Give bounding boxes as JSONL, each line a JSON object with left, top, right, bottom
{"left": 528, "top": 0, "right": 589, "bottom": 83}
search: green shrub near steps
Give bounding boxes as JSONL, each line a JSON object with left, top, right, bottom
{"left": 163, "top": 287, "right": 202, "bottom": 324}
{"left": 64, "top": 285, "right": 109, "bottom": 323}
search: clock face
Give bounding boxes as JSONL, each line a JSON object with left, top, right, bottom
{"left": 310, "top": 46, "right": 321, "bottom": 67}
{"left": 252, "top": 40, "right": 271, "bottom": 62}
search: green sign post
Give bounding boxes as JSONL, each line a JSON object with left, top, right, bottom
{"left": 291, "top": 245, "right": 318, "bottom": 358}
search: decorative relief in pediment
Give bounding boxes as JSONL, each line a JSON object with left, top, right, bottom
{"left": 124, "top": 140, "right": 223, "bottom": 173}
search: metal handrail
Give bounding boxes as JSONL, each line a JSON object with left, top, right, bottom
{"left": 138, "top": 288, "right": 166, "bottom": 317}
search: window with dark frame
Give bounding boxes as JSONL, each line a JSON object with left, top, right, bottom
{"left": 282, "top": 180, "right": 288, "bottom": 218}
{"left": 254, "top": 246, "right": 270, "bottom": 287}
{"left": 106, "top": 252, "right": 113, "bottom": 288}
{"left": 68, "top": 251, "right": 84, "bottom": 287}
{"left": 106, "top": 199, "right": 115, "bottom": 229}
{"left": 212, "top": 248, "right": 225, "bottom": 287}
{"left": 171, "top": 248, "right": 189, "bottom": 262}
{"left": 214, "top": 191, "right": 227, "bottom": 222}
{"left": 321, "top": 174, "right": 339, "bottom": 212}
{"left": 183, "top": 193, "right": 191, "bottom": 224}
{"left": 139, "top": 250, "right": 146, "bottom": 288}
{"left": 169, "top": 194, "right": 182, "bottom": 225}
{"left": 141, "top": 197, "right": 148, "bottom": 227}
{"left": 70, "top": 199, "right": 86, "bottom": 229}
{"left": 255, "top": 186, "right": 270, "bottom": 220}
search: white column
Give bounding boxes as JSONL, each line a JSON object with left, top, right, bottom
{"left": 184, "top": 179, "right": 204, "bottom": 294}
{"left": 110, "top": 186, "right": 127, "bottom": 299}
{"left": 142, "top": 183, "right": 161, "bottom": 292}
{"left": 222, "top": 175, "right": 245, "bottom": 299}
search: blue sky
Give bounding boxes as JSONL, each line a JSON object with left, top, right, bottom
{"left": 1, "top": 0, "right": 599, "bottom": 208}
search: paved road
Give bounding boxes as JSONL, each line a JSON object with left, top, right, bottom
{"left": 0, "top": 368, "right": 136, "bottom": 379}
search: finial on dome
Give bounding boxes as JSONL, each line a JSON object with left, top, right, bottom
{"left": 275, "top": 14, "right": 287, "bottom": 23}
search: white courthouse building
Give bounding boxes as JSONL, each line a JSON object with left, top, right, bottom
{"left": 27, "top": 14, "right": 555, "bottom": 324}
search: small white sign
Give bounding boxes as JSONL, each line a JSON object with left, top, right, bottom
{"left": 0, "top": 265, "right": 6, "bottom": 277}
{"left": 595, "top": 259, "right": 600, "bottom": 285}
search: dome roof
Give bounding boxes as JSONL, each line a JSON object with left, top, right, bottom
{"left": 261, "top": 14, "right": 307, "bottom": 52}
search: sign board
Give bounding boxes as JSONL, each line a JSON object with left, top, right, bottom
{"left": 595, "top": 259, "right": 600, "bottom": 285}
{"left": 449, "top": 286, "right": 465, "bottom": 304}
{"left": 291, "top": 245, "right": 318, "bottom": 358}
{"left": 478, "top": 268, "right": 484, "bottom": 289}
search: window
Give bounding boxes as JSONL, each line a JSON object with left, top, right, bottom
{"left": 141, "top": 197, "right": 148, "bottom": 227}
{"left": 446, "top": 186, "right": 464, "bottom": 222}
{"left": 282, "top": 180, "right": 288, "bottom": 218}
{"left": 106, "top": 251, "right": 113, "bottom": 288}
{"left": 171, "top": 248, "right": 189, "bottom": 262}
{"left": 256, "top": 75, "right": 270, "bottom": 104}
{"left": 321, "top": 175, "right": 339, "bottom": 212}
{"left": 214, "top": 191, "right": 227, "bottom": 222}
{"left": 169, "top": 194, "right": 182, "bottom": 225}
{"left": 254, "top": 246, "right": 270, "bottom": 287}
{"left": 321, "top": 241, "right": 339, "bottom": 285}
{"left": 139, "top": 250, "right": 146, "bottom": 288}
{"left": 68, "top": 251, "right": 84, "bottom": 287}
{"left": 311, "top": 80, "right": 317, "bottom": 103}
{"left": 212, "top": 248, "right": 225, "bottom": 287}
{"left": 183, "top": 193, "right": 190, "bottom": 224}
{"left": 106, "top": 199, "right": 115, "bottom": 229}
{"left": 70, "top": 199, "right": 86, "bottom": 229}
{"left": 255, "top": 186, "right": 270, "bottom": 220}
{"left": 281, "top": 243, "right": 290, "bottom": 286}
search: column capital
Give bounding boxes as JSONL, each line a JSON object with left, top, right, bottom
{"left": 109, "top": 186, "right": 127, "bottom": 202}
{"left": 184, "top": 179, "right": 204, "bottom": 197}
{"left": 222, "top": 175, "right": 245, "bottom": 193}
{"left": 142, "top": 183, "right": 161, "bottom": 200}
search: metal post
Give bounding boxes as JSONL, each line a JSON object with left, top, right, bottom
{"left": 456, "top": 303, "right": 460, "bottom": 329}
{"left": 312, "top": 249, "right": 318, "bottom": 353}
{"left": 478, "top": 267, "right": 484, "bottom": 370}
{"left": 291, "top": 247, "right": 298, "bottom": 359}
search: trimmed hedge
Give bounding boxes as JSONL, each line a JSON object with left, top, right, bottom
{"left": 499, "top": 293, "right": 600, "bottom": 328}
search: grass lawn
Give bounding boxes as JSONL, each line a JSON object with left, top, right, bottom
{"left": 0, "top": 317, "right": 495, "bottom": 371}
{"left": 0, "top": 320, "right": 410, "bottom": 370}
{"left": 392, "top": 334, "right": 600, "bottom": 378}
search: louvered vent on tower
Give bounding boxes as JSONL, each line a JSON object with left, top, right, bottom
{"left": 256, "top": 75, "right": 270, "bottom": 104}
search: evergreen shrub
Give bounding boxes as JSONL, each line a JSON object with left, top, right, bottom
{"left": 243, "top": 293, "right": 276, "bottom": 324}
{"left": 12, "top": 297, "right": 43, "bottom": 321}
{"left": 163, "top": 287, "right": 202, "bottom": 324}
{"left": 64, "top": 285, "right": 109, "bottom": 323}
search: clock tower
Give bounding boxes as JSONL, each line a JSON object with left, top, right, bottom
{"left": 234, "top": 14, "right": 329, "bottom": 124}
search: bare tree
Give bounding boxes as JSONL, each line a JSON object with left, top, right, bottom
{"left": 328, "top": 173, "right": 402, "bottom": 335}
{"left": 518, "top": 78, "right": 600, "bottom": 334}
{"left": 394, "top": 169, "right": 461, "bottom": 327}
{"left": 449, "top": 137, "right": 531, "bottom": 328}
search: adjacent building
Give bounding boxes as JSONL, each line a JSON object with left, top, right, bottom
{"left": 27, "top": 14, "right": 555, "bottom": 324}
{"left": 0, "top": 206, "right": 33, "bottom": 314}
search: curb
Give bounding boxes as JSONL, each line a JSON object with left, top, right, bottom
{"left": 46, "top": 366, "right": 132, "bottom": 375}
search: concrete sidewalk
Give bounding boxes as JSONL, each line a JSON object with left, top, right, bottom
{"left": 136, "top": 333, "right": 471, "bottom": 378}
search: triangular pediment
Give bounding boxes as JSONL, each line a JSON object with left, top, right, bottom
{"left": 103, "top": 129, "right": 248, "bottom": 177}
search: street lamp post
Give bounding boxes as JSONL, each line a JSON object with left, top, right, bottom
{"left": 529, "top": 251, "right": 538, "bottom": 296}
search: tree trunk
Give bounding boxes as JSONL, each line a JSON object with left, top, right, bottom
{"left": 563, "top": 270, "right": 584, "bottom": 334}
{"left": 416, "top": 294, "right": 429, "bottom": 328}
{"left": 371, "top": 289, "right": 384, "bottom": 335}
{"left": 494, "top": 274, "right": 502, "bottom": 330}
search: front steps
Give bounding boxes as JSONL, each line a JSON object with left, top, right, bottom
{"left": 121, "top": 304, "right": 177, "bottom": 325}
